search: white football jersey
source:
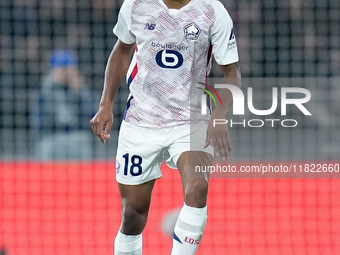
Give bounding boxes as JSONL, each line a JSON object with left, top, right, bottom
{"left": 113, "top": 0, "right": 239, "bottom": 127}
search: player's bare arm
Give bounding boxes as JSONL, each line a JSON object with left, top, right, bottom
{"left": 205, "top": 62, "right": 241, "bottom": 160}
{"left": 90, "top": 40, "right": 135, "bottom": 144}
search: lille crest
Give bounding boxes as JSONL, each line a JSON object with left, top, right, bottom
{"left": 183, "top": 22, "right": 201, "bottom": 40}
{"left": 116, "top": 161, "right": 121, "bottom": 174}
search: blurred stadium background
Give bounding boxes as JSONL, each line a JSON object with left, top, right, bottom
{"left": 0, "top": 0, "right": 339, "bottom": 254}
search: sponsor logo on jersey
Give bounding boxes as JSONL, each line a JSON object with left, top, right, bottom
{"left": 183, "top": 22, "right": 201, "bottom": 40}
{"left": 228, "top": 41, "right": 236, "bottom": 49}
{"left": 144, "top": 23, "right": 156, "bottom": 30}
{"left": 151, "top": 42, "right": 188, "bottom": 51}
{"left": 184, "top": 237, "right": 201, "bottom": 245}
{"left": 228, "top": 28, "right": 237, "bottom": 49}
{"left": 156, "top": 50, "right": 183, "bottom": 69}
{"left": 229, "top": 28, "right": 235, "bottom": 40}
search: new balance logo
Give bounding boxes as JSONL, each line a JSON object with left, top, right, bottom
{"left": 145, "top": 23, "right": 156, "bottom": 30}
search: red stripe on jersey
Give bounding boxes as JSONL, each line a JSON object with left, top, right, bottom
{"left": 131, "top": 64, "right": 138, "bottom": 80}
{"left": 127, "top": 46, "right": 139, "bottom": 87}
{"left": 127, "top": 63, "right": 138, "bottom": 87}
{"left": 132, "top": 45, "right": 139, "bottom": 79}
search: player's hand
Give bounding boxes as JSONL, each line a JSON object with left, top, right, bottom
{"left": 204, "top": 108, "right": 231, "bottom": 160}
{"left": 90, "top": 105, "right": 113, "bottom": 144}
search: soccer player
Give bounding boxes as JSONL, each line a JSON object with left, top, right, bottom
{"left": 90, "top": 0, "right": 241, "bottom": 254}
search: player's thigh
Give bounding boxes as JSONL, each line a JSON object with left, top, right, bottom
{"left": 118, "top": 180, "right": 155, "bottom": 213}
{"left": 177, "top": 151, "right": 213, "bottom": 185}
{"left": 166, "top": 124, "right": 214, "bottom": 170}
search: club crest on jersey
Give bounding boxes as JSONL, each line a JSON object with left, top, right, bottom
{"left": 116, "top": 161, "right": 121, "bottom": 174}
{"left": 184, "top": 22, "right": 201, "bottom": 40}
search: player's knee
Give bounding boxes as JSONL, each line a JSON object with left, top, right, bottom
{"left": 121, "top": 207, "right": 148, "bottom": 235}
{"left": 184, "top": 180, "right": 208, "bottom": 207}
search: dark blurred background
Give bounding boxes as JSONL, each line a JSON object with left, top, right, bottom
{"left": 0, "top": 0, "right": 339, "bottom": 160}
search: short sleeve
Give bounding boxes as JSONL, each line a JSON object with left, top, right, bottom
{"left": 113, "top": 0, "right": 136, "bottom": 44}
{"left": 210, "top": 1, "right": 239, "bottom": 66}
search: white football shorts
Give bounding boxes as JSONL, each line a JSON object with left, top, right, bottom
{"left": 115, "top": 121, "right": 214, "bottom": 185}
